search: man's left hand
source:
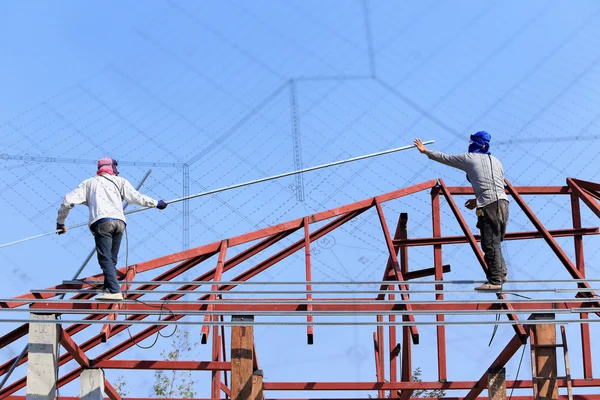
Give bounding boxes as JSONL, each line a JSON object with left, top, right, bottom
{"left": 56, "top": 224, "right": 67, "bottom": 235}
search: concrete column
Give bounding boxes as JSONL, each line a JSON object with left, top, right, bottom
{"left": 26, "top": 313, "right": 58, "bottom": 400}
{"left": 79, "top": 369, "right": 105, "bottom": 400}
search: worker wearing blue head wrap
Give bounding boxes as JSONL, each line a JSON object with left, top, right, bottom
{"left": 414, "top": 133, "right": 509, "bottom": 291}
{"left": 468, "top": 131, "right": 491, "bottom": 154}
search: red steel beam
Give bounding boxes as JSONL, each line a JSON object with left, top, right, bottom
{"left": 438, "top": 179, "right": 527, "bottom": 341}
{"left": 0, "top": 252, "right": 214, "bottom": 379}
{"left": 101, "top": 265, "right": 136, "bottom": 341}
{"left": 8, "top": 396, "right": 600, "bottom": 400}
{"left": 104, "top": 378, "right": 122, "bottom": 400}
{"left": 447, "top": 186, "right": 570, "bottom": 195}
{"left": 302, "top": 217, "right": 315, "bottom": 344}
{"left": 569, "top": 178, "right": 600, "bottom": 219}
{"left": 262, "top": 379, "right": 600, "bottom": 390}
{"left": 125, "top": 179, "right": 437, "bottom": 276}
{"left": 506, "top": 179, "right": 600, "bottom": 302}
{"left": 8, "top": 209, "right": 372, "bottom": 400}
{"left": 570, "top": 192, "right": 594, "bottom": 379}
{"left": 373, "top": 330, "right": 385, "bottom": 399}
{"left": 91, "top": 360, "right": 231, "bottom": 370}
{"left": 393, "top": 227, "right": 598, "bottom": 247}
{"left": 374, "top": 199, "right": 418, "bottom": 344}
{"left": 30, "top": 299, "right": 599, "bottom": 313}
{"left": 58, "top": 327, "right": 90, "bottom": 368}
{"left": 201, "top": 240, "right": 228, "bottom": 344}
{"left": 432, "top": 187, "right": 447, "bottom": 383}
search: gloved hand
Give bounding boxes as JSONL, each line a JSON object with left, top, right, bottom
{"left": 157, "top": 200, "right": 168, "bottom": 210}
{"left": 56, "top": 223, "right": 67, "bottom": 235}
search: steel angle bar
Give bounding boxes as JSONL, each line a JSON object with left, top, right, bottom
{"left": 1, "top": 318, "right": 599, "bottom": 327}
{"left": 59, "top": 278, "right": 600, "bottom": 285}
{"left": 28, "top": 287, "right": 600, "bottom": 295}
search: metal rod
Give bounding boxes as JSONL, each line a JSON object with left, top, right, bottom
{"left": 0, "top": 141, "right": 433, "bottom": 249}
{"left": 59, "top": 278, "right": 600, "bottom": 285}
{"left": 0, "top": 318, "right": 596, "bottom": 327}
{"left": 0, "top": 308, "right": 589, "bottom": 316}
{"left": 30, "top": 288, "right": 600, "bottom": 295}
{"left": 4, "top": 297, "right": 600, "bottom": 305}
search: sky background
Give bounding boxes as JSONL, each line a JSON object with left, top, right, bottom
{"left": 1, "top": 0, "right": 600, "bottom": 398}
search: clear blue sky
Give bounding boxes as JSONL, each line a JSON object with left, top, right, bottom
{"left": 1, "top": 0, "right": 600, "bottom": 398}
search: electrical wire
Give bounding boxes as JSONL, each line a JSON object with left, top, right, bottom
{"left": 122, "top": 226, "right": 177, "bottom": 350}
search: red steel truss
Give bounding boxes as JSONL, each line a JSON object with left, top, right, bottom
{"left": 1, "top": 177, "right": 599, "bottom": 399}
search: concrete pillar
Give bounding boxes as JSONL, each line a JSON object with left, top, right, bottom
{"left": 26, "top": 313, "right": 58, "bottom": 400}
{"left": 79, "top": 369, "right": 105, "bottom": 400}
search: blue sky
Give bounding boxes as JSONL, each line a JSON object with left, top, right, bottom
{"left": 1, "top": 0, "right": 600, "bottom": 398}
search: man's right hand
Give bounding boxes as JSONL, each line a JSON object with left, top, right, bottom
{"left": 56, "top": 223, "right": 67, "bottom": 235}
{"left": 464, "top": 199, "right": 477, "bottom": 210}
{"left": 157, "top": 200, "right": 168, "bottom": 210}
{"left": 414, "top": 138, "right": 428, "bottom": 153}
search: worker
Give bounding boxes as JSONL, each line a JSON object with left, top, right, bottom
{"left": 56, "top": 158, "right": 168, "bottom": 300}
{"left": 414, "top": 133, "right": 509, "bottom": 291}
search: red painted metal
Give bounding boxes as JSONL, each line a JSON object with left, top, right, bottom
{"left": 91, "top": 360, "right": 230, "bottom": 370}
{"left": 29, "top": 299, "right": 599, "bottom": 313}
{"left": 571, "top": 192, "right": 594, "bottom": 379}
{"left": 569, "top": 179, "right": 600, "bottom": 218}
{"left": 506, "top": 180, "right": 600, "bottom": 305}
{"left": 432, "top": 188, "right": 447, "bottom": 383}
{"left": 304, "top": 217, "right": 314, "bottom": 344}
{"left": 1, "top": 178, "right": 599, "bottom": 399}
{"left": 59, "top": 327, "right": 90, "bottom": 368}
{"left": 439, "top": 179, "right": 528, "bottom": 340}
{"left": 262, "top": 379, "right": 600, "bottom": 390}
{"left": 202, "top": 240, "right": 228, "bottom": 344}
{"left": 375, "top": 199, "right": 419, "bottom": 343}
{"left": 393, "top": 227, "right": 599, "bottom": 247}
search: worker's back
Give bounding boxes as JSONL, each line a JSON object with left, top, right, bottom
{"left": 425, "top": 151, "right": 508, "bottom": 208}
{"left": 57, "top": 174, "right": 158, "bottom": 227}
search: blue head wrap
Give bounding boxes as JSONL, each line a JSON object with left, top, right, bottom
{"left": 468, "top": 131, "right": 491, "bottom": 155}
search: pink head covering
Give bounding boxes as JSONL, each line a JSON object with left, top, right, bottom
{"left": 97, "top": 158, "right": 119, "bottom": 176}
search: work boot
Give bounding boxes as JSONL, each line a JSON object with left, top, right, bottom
{"left": 474, "top": 282, "right": 502, "bottom": 291}
{"left": 96, "top": 292, "right": 124, "bottom": 301}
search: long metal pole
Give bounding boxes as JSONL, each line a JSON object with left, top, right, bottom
{"left": 0, "top": 140, "right": 434, "bottom": 249}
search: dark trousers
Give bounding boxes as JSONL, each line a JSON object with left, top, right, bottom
{"left": 477, "top": 200, "right": 509, "bottom": 285}
{"left": 91, "top": 219, "right": 125, "bottom": 293}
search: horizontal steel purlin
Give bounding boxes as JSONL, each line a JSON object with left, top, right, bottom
{"left": 394, "top": 227, "right": 599, "bottom": 247}
{"left": 6, "top": 397, "right": 600, "bottom": 400}
{"left": 262, "top": 379, "right": 600, "bottom": 390}
{"left": 90, "top": 360, "right": 231, "bottom": 370}
{"left": 28, "top": 300, "right": 598, "bottom": 312}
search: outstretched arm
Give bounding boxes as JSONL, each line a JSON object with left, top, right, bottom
{"left": 413, "top": 138, "right": 469, "bottom": 171}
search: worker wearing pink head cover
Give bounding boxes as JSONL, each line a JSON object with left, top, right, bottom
{"left": 56, "top": 158, "right": 168, "bottom": 301}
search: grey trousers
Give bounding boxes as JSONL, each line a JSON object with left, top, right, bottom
{"left": 477, "top": 200, "right": 509, "bottom": 285}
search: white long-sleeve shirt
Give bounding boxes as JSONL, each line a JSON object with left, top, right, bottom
{"left": 57, "top": 174, "right": 158, "bottom": 227}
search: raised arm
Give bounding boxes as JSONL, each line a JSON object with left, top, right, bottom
{"left": 414, "top": 138, "right": 470, "bottom": 171}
